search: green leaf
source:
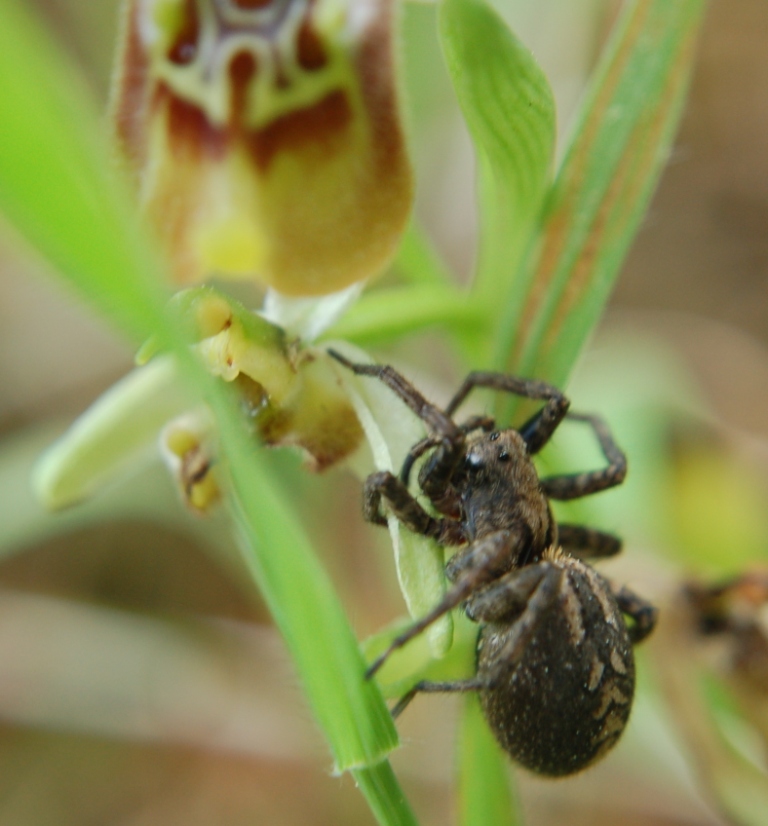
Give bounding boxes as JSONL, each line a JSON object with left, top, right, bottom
{"left": 330, "top": 342, "right": 453, "bottom": 658}
{"left": 33, "top": 357, "right": 191, "bottom": 510}
{"left": 459, "top": 696, "right": 522, "bottom": 826}
{"left": 0, "top": 2, "right": 168, "bottom": 344}
{"left": 352, "top": 762, "right": 420, "bottom": 826}
{"left": 439, "top": 0, "right": 556, "bottom": 314}
{"left": 221, "top": 419, "right": 399, "bottom": 771}
{"left": 495, "top": 0, "right": 707, "bottom": 386}
{"left": 0, "top": 0, "right": 412, "bottom": 807}
{"left": 325, "top": 284, "right": 484, "bottom": 347}
{"left": 393, "top": 223, "right": 456, "bottom": 288}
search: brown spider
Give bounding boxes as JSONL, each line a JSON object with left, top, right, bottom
{"left": 330, "top": 350, "right": 657, "bottom": 776}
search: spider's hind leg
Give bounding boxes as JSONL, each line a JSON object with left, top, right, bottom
{"left": 391, "top": 678, "right": 486, "bottom": 719}
{"left": 557, "top": 524, "right": 622, "bottom": 559}
{"left": 613, "top": 585, "right": 658, "bottom": 644}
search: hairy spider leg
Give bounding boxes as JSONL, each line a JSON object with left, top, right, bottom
{"left": 390, "top": 678, "right": 485, "bottom": 719}
{"left": 391, "top": 565, "right": 562, "bottom": 717}
{"left": 328, "top": 350, "right": 460, "bottom": 440}
{"left": 365, "top": 527, "right": 530, "bottom": 679}
{"left": 444, "top": 371, "right": 570, "bottom": 455}
{"left": 328, "top": 350, "right": 470, "bottom": 505}
{"left": 556, "top": 524, "right": 622, "bottom": 559}
{"left": 399, "top": 414, "right": 496, "bottom": 486}
{"left": 612, "top": 585, "right": 658, "bottom": 643}
{"left": 363, "top": 470, "right": 466, "bottom": 545}
{"left": 540, "top": 412, "right": 627, "bottom": 500}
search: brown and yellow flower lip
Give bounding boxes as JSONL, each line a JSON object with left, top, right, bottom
{"left": 112, "top": 0, "right": 413, "bottom": 296}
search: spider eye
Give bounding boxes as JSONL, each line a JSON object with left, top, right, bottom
{"left": 489, "top": 432, "right": 500, "bottom": 442}
{"left": 465, "top": 452, "right": 484, "bottom": 471}
{"left": 498, "top": 450, "right": 510, "bottom": 462}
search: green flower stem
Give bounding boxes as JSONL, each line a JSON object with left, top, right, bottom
{"left": 352, "top": 762, "right": 420, "bottom": 826}
{"left": 326, "top": 284, "right": 484, "bottom": 347}
{"left": 459, "top": 696, "right": 521, "bottom": 826}
{"left": 216, "top": 394, "right": 399, "bottom": 772}
{"left": 0, "top": 2, "right": 167, "bottom": 345}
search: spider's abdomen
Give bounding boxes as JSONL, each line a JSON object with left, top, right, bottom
{"left": 477, "top": 561, "right": 635, "bottom": 776}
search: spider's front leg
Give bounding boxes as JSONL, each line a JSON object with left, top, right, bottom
{"left": 327, "top": 349, "right": 461, "bottom": 440}
{"left": 389, "top": 564, "right": 563, "bottom": 717}
{"left": 445, "top": 371, "right": 570, "bottom": 455}
{"left": 327, "top": 349, "right": 469, "bottom": 511}
{"left": 366, "top": 526, "right": 530, "bottom": 678}
{"left": 363, "top": 470, "right": 466, "bottom": 545}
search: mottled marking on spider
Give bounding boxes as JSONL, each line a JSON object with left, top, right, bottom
{"left": 329, "top": 350, "right": 658, "bottom": 777}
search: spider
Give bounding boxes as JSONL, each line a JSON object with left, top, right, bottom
{"left": 329, "top": 350, "right": 657, "bottom": 776}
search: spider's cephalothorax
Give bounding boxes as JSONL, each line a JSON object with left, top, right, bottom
{"left": 330, "top": 350, "right": 657, "bottom": 776}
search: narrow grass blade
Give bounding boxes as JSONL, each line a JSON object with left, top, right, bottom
{"left": 459, "top": 696, "right": 521, "bottom": 826}
{"left": 353, "top": 762, "right": 420, "bottom": 826}
{"left": 496, "top": 0, "right": 707, "bottom": 386}
{"left": 220, "top": 415, "right": 399, "bottom": 770}
{"left": 439, "top": 0, "right": 555, "bottom": 309}
{"left": 0, "top": 2, "right": 167, "bottom": 344}
{"left": 0, "top": 0, "right": 404, "bottom": 782}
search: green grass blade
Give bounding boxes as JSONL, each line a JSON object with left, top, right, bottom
{"left": 0, "top": 2, "right": 167, "bottom": 344}
{"left": 439, "top": 0, "right": 555, "bottom": 310}
{"left": 495, "top": 0, "right": 707, "bottom": 385}
{"left": 352, "top": 762, "right": 420, "bottom": 826}
{"left": 0, "top": 0, "right": 405, "bottom": 785}
{"left": 459, "top": 696, "right": 521, "bottom": 826}
{"left": 220, "top": 418, "right": 399, "bottom": 770}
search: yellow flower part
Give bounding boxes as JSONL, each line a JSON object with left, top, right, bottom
{"left": 152, "top": 286, "right": 366, "bottom": 471}
{"left": 112, "top": 0, "right": 413, "bottom": 295}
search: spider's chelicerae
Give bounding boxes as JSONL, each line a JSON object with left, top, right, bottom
{"left": 330, "top": 350, "right": 657, "bottom": 777}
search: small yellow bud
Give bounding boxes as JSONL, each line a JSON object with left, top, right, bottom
{"left": 161, "top": 412, "right": 221, "bottom": 513}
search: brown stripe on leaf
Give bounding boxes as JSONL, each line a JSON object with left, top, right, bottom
{"left": 537, "top": 20, "right": 697, "bottom": 364}
{"left": 509, "top": 0, "right": 653, "bottom": 367}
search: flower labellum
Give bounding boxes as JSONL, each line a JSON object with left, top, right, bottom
{"left": 112, "top": 0, "right": 413, "bottom": 295}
